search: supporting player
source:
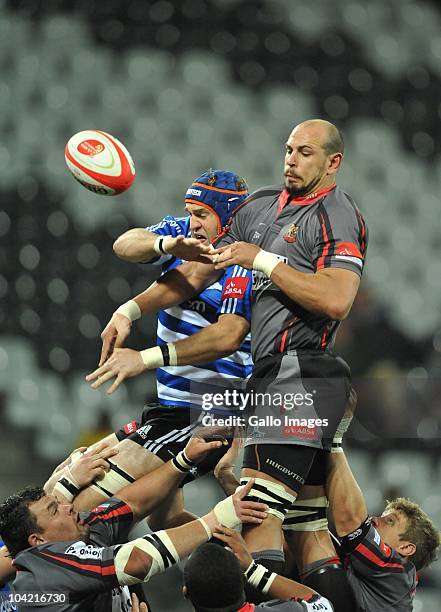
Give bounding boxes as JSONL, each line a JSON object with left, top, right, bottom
{"left": 325, "top": 445, "right": 439, "bottom": 610}
{"left": 0, "top": 441, "right": 269, "bottom": 611}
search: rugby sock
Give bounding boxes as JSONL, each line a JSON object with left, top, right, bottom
{"left": 301, "top": 557, "right": 357, "bottom": 612}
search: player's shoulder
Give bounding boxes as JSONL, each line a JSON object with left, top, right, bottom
{"left": 236, "top": 184, "right": 282, "bottom": 213}
{"left": 317, "top": 186, "right": 366, "bottom": 229}
{"left": 321, "top": 186, "right": 360, "bottom": 214}
{"left": 85, "top": 497, "right": 133, "bottom": 526}
{"left": 147, "top": 215, "right": 190, "bottom": 234}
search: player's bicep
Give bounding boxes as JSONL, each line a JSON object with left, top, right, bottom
{"left": 316, "top": 268, "right": 360, "bottom": 316}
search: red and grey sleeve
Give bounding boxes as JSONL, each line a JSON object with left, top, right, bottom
{"left": 312, "top": 203, "right": 368, "bottom": 277}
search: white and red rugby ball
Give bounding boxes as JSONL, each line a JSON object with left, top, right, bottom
{"left": 65, "top": 130, "right": 135, "bottom": 195}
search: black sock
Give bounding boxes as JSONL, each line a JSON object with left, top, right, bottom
{"left": 302, "top": 561, "right": 357, "bottom": 612}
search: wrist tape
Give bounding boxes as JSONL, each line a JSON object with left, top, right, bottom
{"left": 253, "top": 250, "right": 281, "bottom": 278}
{"left": 244, "top": 561, "right": 277, "bottom": 594}
{"left": 153, "top": 236, "right": 171, "bottom": 255}
{"left": 331, "top": 416, "right": 353, "bottom": 453}
{"left": 212, "top": 488, "right": 243, "bottom": 529}
{"left": 115, "top": 300, "right": 141, "bottom": 322}
{"left": 171, "top": 450, "right": 196, "bottom": 473}
{"left": 140, "top": 344, "right": 178, "bottom": 368}
{"left": 198, "top": 517, "right": 213, "bottom": 539}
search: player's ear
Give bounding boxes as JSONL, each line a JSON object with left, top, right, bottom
{"left": 397, "top": 540, "right": 416, "bottom": 558}
{"left": 327, "top": 152, "right": 343, "bottom": 174}
{"left": 28, "top": 533, "right": 46, "bottom": 547}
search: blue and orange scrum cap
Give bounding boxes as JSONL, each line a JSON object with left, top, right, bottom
{"left": 185, "top": 169, "right": 249, "bottom": 234}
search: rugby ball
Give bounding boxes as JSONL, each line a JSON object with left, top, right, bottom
{"left": 65, "top": 130, "right": 135, "bottom": 196}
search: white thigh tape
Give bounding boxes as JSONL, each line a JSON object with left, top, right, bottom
{"left": 53, "top": 474, "right": 80, "bottom": 502}
{"left": 283, "top": 496, "right": 329, "bottom": 532}
{"left": 91, "top": 461, "right": 135, "bottom": 498}
{"left": 240, "top": 477, "right": 295, "bottom": 522}
{"left": 115, "top": 531, "right": 179, "bottom": 585}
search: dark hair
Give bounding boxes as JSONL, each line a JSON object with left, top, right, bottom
{"left": 183, "top": 543, "right": 246, "bottom": 612}
{"left": 385, "top": 498, "right": 440, "bottom": 571}
{"left": 0, "top": 486, "right": 45, "bottom": 557}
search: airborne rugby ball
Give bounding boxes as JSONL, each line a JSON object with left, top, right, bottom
{"left": 65, "top": 130, "right": 135, "bottom": 196}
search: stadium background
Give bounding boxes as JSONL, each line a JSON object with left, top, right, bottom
{"left": 0, "top": 0, "right": 440, "bottom": 608}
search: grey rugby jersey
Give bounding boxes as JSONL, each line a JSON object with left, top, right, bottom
{"left": 216, "top": 185, "right": 368, "bottom": 364}
{"left": 340, "top": 522, "right": 417, "bottom": 611}
{"left": 12, "top": 499, "right": 134, "bottom": 612}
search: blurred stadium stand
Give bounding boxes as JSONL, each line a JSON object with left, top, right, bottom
{"left": 0, "top": 0, "right": 440, "bottom": 608}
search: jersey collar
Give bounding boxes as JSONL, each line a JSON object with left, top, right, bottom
{"left": 277, "top": 184, "right": 336, "bottom": 215}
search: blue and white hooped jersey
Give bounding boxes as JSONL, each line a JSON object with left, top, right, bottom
{"left": 146, "top": 216, "right": 252, "bottom": 408}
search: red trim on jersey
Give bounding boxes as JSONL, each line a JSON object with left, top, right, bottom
{"left": 279, "top": 329, "right": 289, "bottom": 352}
{"left": 40, "top": 551, "right": 116, "bottom": 576}
{"left": 321, "top": 323, "right": 331, "bottom": 348}
{"left": 279, "top": 317, "right": 298, "bottom": 353}
{"left": 356, "top": 543, "right": 404, "bottom": 570}
{"left": 88, "top": 503, "right": 132, "bottom": 525}
{"left": 238, "top": 603, "right": 255, "bottom": 612}
{"left": 316, "top": 213, "right": 330, "bottom": 270}
{"left": 277, "top": 185, "right": 336, "bottom": 216}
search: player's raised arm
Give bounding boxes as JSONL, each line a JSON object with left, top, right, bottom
{"left": 213, "top": 243, "right": 360, "bottom": 321}
{"left": 114, "top": 227, "right": 214, "bottom": 264}
{"left": 326, "top": 449, "right": 368, "bottom": 537}
{"left": 88, "top": 311, "right": 250, "bottom": 394}
{"left": 113, "top": 478, "right": 267, "bottom": 586}
{"left": 97, "top": 260, "right": 220, "bottom": 366}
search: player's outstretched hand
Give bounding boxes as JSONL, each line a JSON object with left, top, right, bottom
{"left": 232, "top": 478, "right": 268, "bottom": 525}
{"left": 211, "top": 241, "right": 261, "bottom": 270}
{"left": 213, "top": 525, "right": 253, "bottom": 570}
{"left": 86, "top": 348, "right": 146, "bottom": 394}
{"left": 69, "top": 443, "right": 119, "bottom": 487}
{"left": 184, "top": 434, "right": 225, "bottom": 464}
{"left": 99, "top": 313, "right": 133, "bottom": 367}
{"left": 165, "top": 235, "right": 214, "bottom": 263}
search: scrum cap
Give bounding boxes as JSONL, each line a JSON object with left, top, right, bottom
{"left": 185, "top": 169, "right": 249, "bottom": 234}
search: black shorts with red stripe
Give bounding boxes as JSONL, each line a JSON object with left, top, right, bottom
{"left": 243, "top": 350, "right": 353, "bottom": 452}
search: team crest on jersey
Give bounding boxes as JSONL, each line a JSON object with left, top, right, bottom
{"left": 283, "top": 223, "right": 300, "bottom": 243}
